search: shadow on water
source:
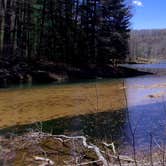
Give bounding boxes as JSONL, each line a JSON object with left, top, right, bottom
{"left": 0, "top": 110, "right": 126, "bottom": 144}
{"left": 124, "top": 101, "right": 166, "bottom": 150}
{"left": 1, "top": 100, "right": 166, "bottom": 151}
{"left": 1, "top": 101, "right": 166, "bottom": 152}
{"left": 1, "top": 77, "right": 122, "bottom": 91}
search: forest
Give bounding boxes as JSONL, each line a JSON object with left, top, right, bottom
{"left": 0, "top": 0, "right": 131, "bottom": 86}
{"left": 129, "top": 29, "right": 166, "bottom": 62}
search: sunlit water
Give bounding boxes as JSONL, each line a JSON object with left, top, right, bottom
{"left": 1, "top": 63, "right": 166, "bottom": 152}
{"left": 125, "top": 75, "right": 166, "bottom": 150}
{"left": 122, "top": 63, "right": 166, "bottom": 150}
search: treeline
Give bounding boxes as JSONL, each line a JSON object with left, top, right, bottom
{"left": 0, "top": 0, "right": 131, "bottom": 67}
{"left": 129, "top": 29, "right": 166, "bottom": 61}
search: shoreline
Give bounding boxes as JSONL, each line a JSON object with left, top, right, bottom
{"left": 0, "top": 62, "right": 151, "bottom": 88}
{"left": 0, "top": 131, "right": 163, "bottom": 166}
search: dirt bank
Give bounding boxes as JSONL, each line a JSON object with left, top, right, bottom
{"left": 0, "top": 60, "right": 151, "bottom": 88}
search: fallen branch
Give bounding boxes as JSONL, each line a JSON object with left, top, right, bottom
{"left": 109, "top": 154, "right": 135, "bottom": 162}
{"left": 77, "top": 159, "right": 101, "bottom": 165}
{"left": 30, "top": 132, "right": 138, "bottom": 165}
{"left": 34, "top": 156, "right": 54, "bottom": 165}
{"left": 55, "top": 135, "right": 109, "bottom": 166}
{"left": 103, "top": 142, "right": 136, "bottom": 163}
{"left": 103, "top": 142, "right": 116, "bottom": 154}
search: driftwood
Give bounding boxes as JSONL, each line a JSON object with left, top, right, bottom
{"left": 54, "top": 135, "right": 109, "bottom": 166}
{"left": 103, "top": 142, "right": 137, "bottom": 163}
{"left": 29, "top": 132, "right": 109, "bottom": 165}
{"left": 27, "top": 132, "right": 145, "bottom": 166}
{"left": 34, "top": 156, "right": 54, "bottom": 165}
{"left": 76, "top": 160, "right": 102, "bottom": 165}
{"left": 1, "top": 131, "right": 165, "bottom": 166}
{"left": 31, "top": 132, "right": 140, "bottom": 166}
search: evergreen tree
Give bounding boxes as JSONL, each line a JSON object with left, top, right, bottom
{"left": 0, "top": 0, "right": 131, "bottom": 67}
{"left": 98, "top": 0, "right": 131, "bottom": 66}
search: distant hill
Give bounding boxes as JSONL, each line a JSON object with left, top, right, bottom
{"left": 129, "top": 29, "right": 166, "bottom": 62}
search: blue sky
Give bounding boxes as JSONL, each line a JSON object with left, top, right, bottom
{"left": 131, "top": 0, "right": 166, "bottom": 29}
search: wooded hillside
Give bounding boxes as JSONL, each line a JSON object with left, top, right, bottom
{"left": 129, "top": 29, "right": 166, "bottom": 62}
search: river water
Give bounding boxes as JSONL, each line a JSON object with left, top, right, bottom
{"left": 124, "top": 64, "right": 166, "bottom": 150}
{"left": 1, "top": 64, "right": 166, "bottom": 152}
{"left": 125, "top": 75, "right": 166, "bottom": 150}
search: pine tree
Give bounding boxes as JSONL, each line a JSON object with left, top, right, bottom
{"left": 0, "top": 0, "right": 131, "bottom": 68}
{"left": 98, "top": 0, "right": 131, "bottom": 66}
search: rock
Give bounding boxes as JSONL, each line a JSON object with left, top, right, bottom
{"left": 32, "top": 71, "right": 58, "bottom": 84}
{"left": 48, "top": 72, "right": 68, "bottom": 82}
{"left": 0, "top": 69, "right": 11, "bottom": 88}
{"left": 148, "top": 93, "right": 164, "bottom": 99}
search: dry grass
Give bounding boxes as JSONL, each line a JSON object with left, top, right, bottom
{"left": 0, "top": 80, "right": 125, "bottom": 129}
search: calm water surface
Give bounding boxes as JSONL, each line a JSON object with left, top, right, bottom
{"left": 1, "top": 63, "right": 166, "bottom": 151}
{"left": 125, "top": 75, "right": 166, "bottom": 149}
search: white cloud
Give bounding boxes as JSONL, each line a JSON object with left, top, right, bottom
{"left": 133, "top": 0, "right": 143, "bottom": 7}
